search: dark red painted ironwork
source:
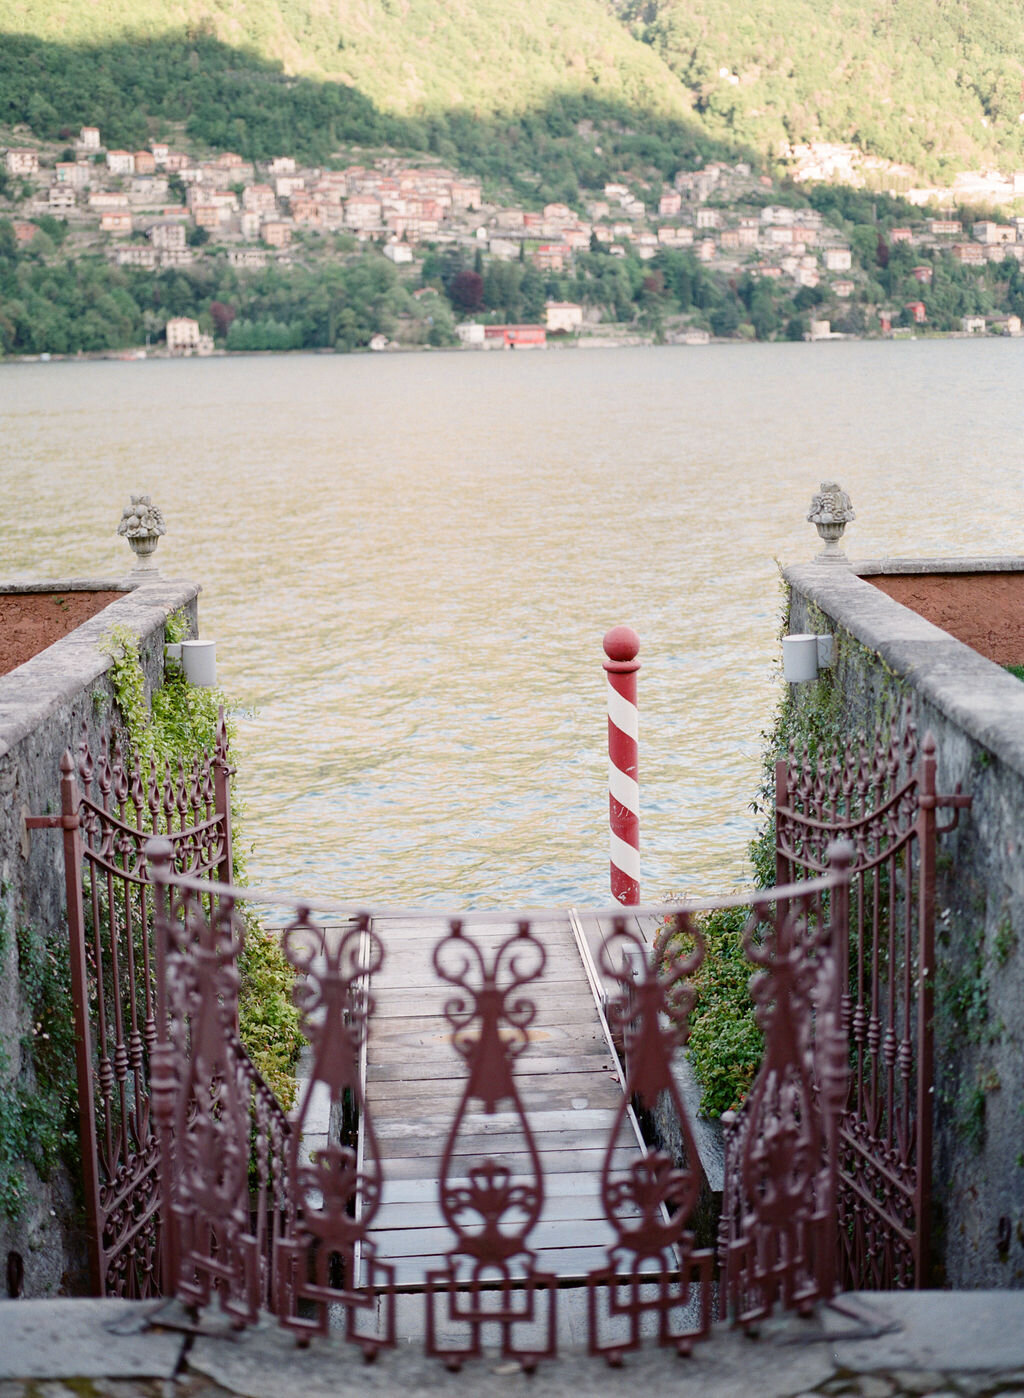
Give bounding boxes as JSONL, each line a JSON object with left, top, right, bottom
{"left": 147, "top": 852, "right": 851, "bottom": 1365}
{"left": 718, "top": 853, "right": 851, "bottom": 1325}
{"left": 274, "top": 912, "right": 394, "bottom": 1355}
{"left": 29, "top": 716, "right": 251, "bottom": 1298}
{"left": 587, "top": 913, "right": 713, "bottom": 1361}
{"left": 426, "top": 919, "right": 556, "bottom": 1371}
{"left": 155, "top": 877, "right": 262, "bottom": 1324}
{"left": 603, "top": 625, "right": 641, "bottom": 905}
{"left": 147, "top": 849, "right": 292, "bottom": 1323}
{"left": 773, "top": 710, "right": 970, "bottom": 1290}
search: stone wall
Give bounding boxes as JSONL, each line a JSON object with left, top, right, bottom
{"left": 785, "top": 560, "right": 1024, "bottom": 1289}
{"left": 0, "top": 579, "right": 200, "bottom": 1297}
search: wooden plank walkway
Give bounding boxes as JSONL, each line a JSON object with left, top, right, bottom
{"left": 361, "top": 913, "right": 647, "bottom": 1288}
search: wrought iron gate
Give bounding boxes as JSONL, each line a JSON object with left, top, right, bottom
{"left": 27, "top": 717, "right": 264, "bottom": 1297}
{"left": 773, "top": 711, "right": 969, "bottom": 1289}
{"left": 144, "top": 844, "right": 852, "bottom": 1365}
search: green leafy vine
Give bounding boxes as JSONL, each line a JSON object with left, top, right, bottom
{"left": 100, "top": 613, "right": 303, "bottom": 1107}
{"left": 658, "top": 600, "right": 900, "bottom": 1118}
{"left": 0, "top": 900, "right": 78, "bottom": 1221}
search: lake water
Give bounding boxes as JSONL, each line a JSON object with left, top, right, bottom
{"left": 2, "top": 340, "right": 1021, "bottom": 907}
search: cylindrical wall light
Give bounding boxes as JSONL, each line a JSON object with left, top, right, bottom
{"left": 783, "top": 633, "right": 820, "bottom": 683}
{"left": 181, "top": 639, "right": 217, "bottom": 687}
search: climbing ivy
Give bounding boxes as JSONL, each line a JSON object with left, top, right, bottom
{"left": 659, "top": 598, "right": 907, "bottom": 1117}
{"left": 658, "top": 615, "right": 847, "bottom": 1115}
{"left": 656, "top": 904, "right": 764, "bottom": 1118}
{"left": 99, "top": 619, "right": 225, "bottom": 767}
{"left": 0, "top": 900, "right": 78, "bottom": 1221}
{"left": 101, "top": 615, "right": 303, "bottom": 1108}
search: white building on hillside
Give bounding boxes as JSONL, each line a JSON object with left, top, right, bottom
{"left": 545, "top": 302, "right": 583, "bottom": 333}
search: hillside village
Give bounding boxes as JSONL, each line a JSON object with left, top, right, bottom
{"left": 3, "top": 123, "right": 1024, "bottom": 353}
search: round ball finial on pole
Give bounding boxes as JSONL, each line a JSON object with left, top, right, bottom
{"left": 602, "top": 624, "right": 640, "bottom": 667}
{"left": 603, "top": 625, "right": 641, "bottom": 906}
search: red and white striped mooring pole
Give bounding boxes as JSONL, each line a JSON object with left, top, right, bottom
{"left": 603, "top": 624, "right": 640, "bottom": 905}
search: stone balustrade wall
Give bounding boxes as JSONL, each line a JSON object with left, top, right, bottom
{"left": 0, "top": 579, "right": 200, "bottom": 1297}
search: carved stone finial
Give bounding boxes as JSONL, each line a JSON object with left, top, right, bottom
{"left": 807, "top": 481, "right": 854, "bottom": 563}
{"left": 117, "top": 493, "right": 166, "bottom": 576}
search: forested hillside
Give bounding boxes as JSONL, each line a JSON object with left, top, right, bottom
{"left": 0, "top": 31, "right": 731, "bottom": 206}
{"left": 614, "top": 0, "right": 1024, "bottom": 179}
{"left": 4, "top": 0, "right": 1024, "bottom": 182}
{"left": 2, "top": 0, "right": 1023, "bottom": 359}
{"left": 5, "top": 0, "right": 692, "bottom": 119}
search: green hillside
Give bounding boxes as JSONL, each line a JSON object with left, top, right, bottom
{"left": 0, "top": 30, "right": 730, "bottom": 206}
{"left": 4, "top": 0, "right": 1024, "bottom": 182}
{"left": 615, "top": 0, "right": 1024, "bottom": 179}
{"left": 4, "top": 0, "right": 692, "bottom": 122}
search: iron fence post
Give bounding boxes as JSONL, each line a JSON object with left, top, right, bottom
{"left": 213, "top": 707, "right": 234, "bottom": 887}
{"left": 212, "top": 708, "right": 238, "bottom": 1033}
{"left": 603, "top": 625, "right": 640, "bottom": 905}
{"left": 821, "top": 839, "right": 853, "bottom": 1302}
{"left": 775, "top": 758, "right": 790, "bottom": 887}
{"left": 59, "top": 750, "right": 104, "bottom": 1295}
{"left": 915, "top": 734, "right": 938, "bottom": 1287}
{"left": 146, "top": 837, "right": 178, "bottom": 1300}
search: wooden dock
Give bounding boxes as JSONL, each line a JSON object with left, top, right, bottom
{"left": 362, "top": 912, "right": 647, "bottom": 1287}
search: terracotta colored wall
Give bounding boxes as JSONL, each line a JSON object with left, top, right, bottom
{"left": 866, "top": 573, "right": 1024, "bottom": 666}
{"left": 0, "top": 592, "right": 124, "bottom": 677}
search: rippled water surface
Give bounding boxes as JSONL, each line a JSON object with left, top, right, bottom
{"left": 2, "top": 341, "right": 1021, "bottom": 905}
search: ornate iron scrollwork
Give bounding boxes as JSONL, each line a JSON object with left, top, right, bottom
{"left": 720, "top": 880, "right": 848, "bottom": 1326}
{"left": 161, "top": 888, "right": 261, "bottom": 1325}
{"left": 274, "top": 913, "right": 395, "bottom": 1356}
{"left": 425, "top": 920, "right": 557, "bottom": 1372}
{"left": 587, "top": 913, "right": 713, "bottom": 1363}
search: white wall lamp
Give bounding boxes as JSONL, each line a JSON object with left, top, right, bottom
{"left": 180, "top": 639, "right": 218, "bottom": 687}
{"left": 783, "top": 632, "right": 834, "bottom": 683}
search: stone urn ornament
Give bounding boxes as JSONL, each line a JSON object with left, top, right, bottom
{"left": 117, "top": 493, "right": 166, "bottom": 576}
{"left": 807, "top": 481, "right": 854, "bottom": 563}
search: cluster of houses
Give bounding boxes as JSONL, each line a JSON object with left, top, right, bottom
{"left": 6, "top": 127, "right": 1024, "bottom": 345}
{"left": 4, "top": 127, "right": 486, "bottom": 272}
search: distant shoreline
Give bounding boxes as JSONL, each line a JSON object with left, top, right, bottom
{"left": 4, "top": 330, "right": 1022, "bottom": 365}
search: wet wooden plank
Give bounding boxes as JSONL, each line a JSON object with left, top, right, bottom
{"left": 369, "top": 1216, "right": 622, "bottom": 1260}
{"left": 371, "top": 995, "right": 597, "bottom": 1021}
{"left": 362, "top": 912, "right": 645, "bottom": 1280}
{"left": 366, "top": 1050, "right": 611, "bottom": 1082}
{"left": 377, "top": 1105, "right": 620, "bottom": 1136}
{"left": 379, "top": 1168, "right": 620, "bottom": 1207}
{"left": 379, "top": 1144, "right": 639, "bottom": 1182}
{"left": 378, "top": 1124, "right": 635, "bottom": 1162}
{"left": 372, "top": 1190, "right": 636, "bottom": 1232}
{"left": 387, "top": 1245, "right": 611, "bottom": 1287}
{"left": 369, "top": 1068, "right": 624, "bottom": 1110}
{"left": 367, "top": 1004, "right": 603, "bottom": 1037}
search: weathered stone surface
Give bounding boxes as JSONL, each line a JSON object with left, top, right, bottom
{"left": 186, "top": 1317, "right": 836, "bottom": 1398}
{"left": 807, "top": 481, "right": 855, "bottom": 562}
{"left": 651, "top": 1048, "right": 724, "bottom": 1249}
{"left": 830, "top": 1292, "right": 1024, "bottom": 1372}
{"left": 117, "top": 495, "right": 167, "bottom": 577}
{"left": 0, "top": 1300, "right": 185, "bottom": 1378}
{"left": 886, "top": 1370, "right": 954, "bottom": 1394}
{"left": 5, "top": 1293, "right": 1024, "bottom": 1398}
{"left": 0, "top": 578, "right": 201, "bottom": 1296}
